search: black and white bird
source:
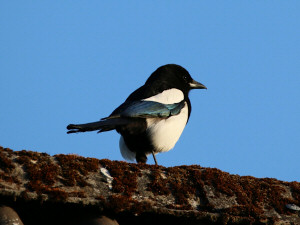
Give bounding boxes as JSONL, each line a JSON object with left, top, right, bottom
{"left": 67, "top": 64, "right": 206, "bottom": 165}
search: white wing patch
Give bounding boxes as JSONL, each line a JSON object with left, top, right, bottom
{"left": 146, "top": 102, "right": 188, "bottom": 153}
{"left": 143, "top": 88, "right": 184, "bottom": 104}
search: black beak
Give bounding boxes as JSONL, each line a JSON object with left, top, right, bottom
{"left": 189, "top": 80, "right": 207, "bottom": 89}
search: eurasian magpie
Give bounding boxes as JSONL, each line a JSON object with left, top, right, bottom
{"left": 67, "top": 64, "right": 206, "bottom": 165}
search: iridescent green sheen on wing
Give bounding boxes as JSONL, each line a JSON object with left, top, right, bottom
{"left": 105, "top": 100, "right": 185, "bottom": 119}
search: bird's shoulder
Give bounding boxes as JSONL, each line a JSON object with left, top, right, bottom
{"left": 109, "top": 83, "right": 191, "bottom": 119}
{"left": 125, "top": 83, "right": 168, "bottom": 102}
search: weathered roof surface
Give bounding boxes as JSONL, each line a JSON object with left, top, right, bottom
{"left": 0, "top": 146, "right": 300, "bottom": 225}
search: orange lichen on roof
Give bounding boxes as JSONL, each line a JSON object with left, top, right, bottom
{"left": 0, "top": 147, "right": 21, "bottom": 184}
{"left": 99, "top": 159, "right": 141, "bottom": 196}
{"left": 0, "top": 146, "right": 300, "bottom": 225}
{"left": 55, "top": 154, "right": 99, "bottom": 187}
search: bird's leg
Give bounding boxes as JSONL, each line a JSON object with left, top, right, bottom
{"left": 151, "top": 150, "right": 158, "bottom": 165}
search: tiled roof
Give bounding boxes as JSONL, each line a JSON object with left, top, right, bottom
{"left": 0, "top": 146, "right": 300, "bottom": 225}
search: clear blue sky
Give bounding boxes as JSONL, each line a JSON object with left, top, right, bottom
{"left": 1, "top": 1, "right": 299, "bottom": 182}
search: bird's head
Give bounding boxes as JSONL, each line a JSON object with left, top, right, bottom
{"left": 145, "top": 64, "right": 207, "bottom": 94}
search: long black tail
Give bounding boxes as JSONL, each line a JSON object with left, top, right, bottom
{"left": 66, "top": 118, "right": 131, "bottom": 134}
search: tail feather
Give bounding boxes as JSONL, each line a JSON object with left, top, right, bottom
{"left": 66, "top": 118, "right": 131, "bottom": 134}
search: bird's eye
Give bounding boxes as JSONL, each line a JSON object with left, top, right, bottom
{"left": 183, "top": 75, "right": 188, "bottom": 81}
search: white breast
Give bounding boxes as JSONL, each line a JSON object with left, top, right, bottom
{"left": 146, "top": 102, "right": 188, "bottom": 153}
